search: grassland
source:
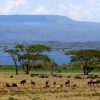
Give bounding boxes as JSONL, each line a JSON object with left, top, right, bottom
{"left": 0, "top": 65, "right": 99, "bottom": 100}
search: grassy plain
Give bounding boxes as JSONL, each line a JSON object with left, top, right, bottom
{"left": 0, "top": 65, "right": 99, "bottom": 100}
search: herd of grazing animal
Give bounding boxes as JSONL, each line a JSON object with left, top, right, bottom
{"left": 6, "top": 83, "right": 17, "bottom": 87}
{"left": 5, "top": 79, "right": 70, "bottom": 88}
{"left": 88, "top": 80, "right": 100, "bottom": 86}
{"left": 5, "top": 74, "right": 100, "bottom": 88}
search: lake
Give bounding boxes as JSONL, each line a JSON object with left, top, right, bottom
{"left": 0, "top": 50, "right": 71, "bottom": 65}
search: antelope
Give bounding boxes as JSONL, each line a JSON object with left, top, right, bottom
{"left": 31, "top": 81, "right": 35, "bottom": 87}
{"left": 20, "top": 80, "right": 26, "bottom": 85}
{"left": 65, "top": 80, "right": 70, "bottom": 87}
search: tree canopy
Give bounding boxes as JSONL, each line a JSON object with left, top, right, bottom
{"left": 5, "top": 44, "right": 51, "bottom": 74}
{"left": 65, "top": 49, "right": 100, "bottom": 75}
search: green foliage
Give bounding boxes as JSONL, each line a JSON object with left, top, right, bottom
{"left": 5, "top": 44, "right": 51, "bottom": 74}
{"left": 65, "top": 49, "right": 100, "bottom": 75}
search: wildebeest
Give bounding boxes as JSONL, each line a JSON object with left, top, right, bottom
{"left": 71, "top": 84, "right": 77, "bottom": 90}
{"left": 53, "top": 74, "right": 63, "bottom": 78}
{"left": 65, "top": 80, "right": 70, "bottom": 87}
{"left": 10, "top": 75, "right": 13, "bottom": 78}
{"left": 90, "top": 75, "right": 98, "bottom": 79}
{"left": 5, "top": 83, "right": 12, "bottom": 87}
{"left": 86, "top": 75, "right": 98, "bottom": 79}
{"left": 39, "top": 74, "right": 49, "bottom": 78}
{"left": 66, "top": 75, "right": 71, "bottom": 78}
{"left": 74, "top": 75, "right": 83, "bottom": 79}
{"left": 88, "top": 80, "right": 100, "bottom": 86}
{"left": 12, "top": 83, "right": 18, "bottom": 87}
{"left": 44, "top": 81, "right": 49, "bottom": 88}
{"left": 20, "top": 80, "right": 26, "bottom": 85}
{"left": 6, "top": 83, "right": 17, "bottom": 87}
{"left": 31, "top": 81, "right": 35, "bottom": 87}
{"left": 30, "top": 74, "right": 39, "bottom": 77}
{"left": 53, "top": 82, "right": 56, "bottom": 87}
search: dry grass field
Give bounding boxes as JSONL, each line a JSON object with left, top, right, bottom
{"left": 0, "top": 74, "right": 99, "bottom": 100}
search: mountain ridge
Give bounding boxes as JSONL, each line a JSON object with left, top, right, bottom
{"left": 0, "top": 15, "right": 100, "bottom": 42}
{"left": 0, "top": 15, "right": 74, "bottom": 23}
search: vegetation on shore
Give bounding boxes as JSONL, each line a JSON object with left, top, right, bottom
{"left": 3, "top": 44, "right": 100, "bottom": 75}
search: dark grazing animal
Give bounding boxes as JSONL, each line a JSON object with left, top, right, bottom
{"left": 31, "top": 81, "right": 35, "bottom": 87}
{"left": 6, "top": 83, "right": 12, "bottom": 87}
{"left": 88, "top": 80, "right": 95, "bottom": 86}
{"left": 10, "top": 75, "right": 13, "bottom": 78}
{"left": 65, "top": 80, "right": 70, "bottom": 87}
{"left": 30, "top": 74, "right": 39, "bottom": 77}
{"left": 12, "top": 83, "right": 18, "bottom": 87}
{"left": 20, "top": 80, "right": 26, "bottom": 85}
{"left": 53, "top": 82, "right": 57, "bottom": 88}
{"left": 96, "top": 80, "right": 100, "bottom": 84}
{"left": 74, "top": 75, "right": 83, "bottom": 79}
{"left": 53, "top": 82, "right": 56, "bottom": 85}
{"left": 6, "top": 83, "right": 17, "bottom": 87}
{"left": 86, "top": 75, "right": 98, "bottom": 79}
{"left": 88, "top": 80, "right": 100, "bottom": 86}
{"left": 53, "top": 74, "right": 63, "bottom": 78}
{"left": 39, "top": 74, "right": 49, "bottom": 78}
{"left": 44, "top": 81, "right": 49, "bottom": 88}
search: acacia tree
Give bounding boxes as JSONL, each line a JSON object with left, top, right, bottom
{"left": 6, "top": 44, "right": 51, "bottom": 74}
{"left": 65, "top": 49, "right": 100, "bottom": 75}
{"left": 5, "top": 49, "right": 19, "bottom": 75}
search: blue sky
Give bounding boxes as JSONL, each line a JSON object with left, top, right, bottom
{"left": 0, "top": 0, "right": 100, "bottom": 22}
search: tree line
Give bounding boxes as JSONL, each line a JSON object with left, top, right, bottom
{"left": 5, "top": 44, "right": 100, "bottom": 75}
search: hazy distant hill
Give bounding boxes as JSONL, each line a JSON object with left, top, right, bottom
{"left": 0, "top": 15, "right": 100, "bottom": 42}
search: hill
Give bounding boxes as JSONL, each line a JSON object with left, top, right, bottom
{"left": 0, "top": 15, "right": 100, "bottom": 42}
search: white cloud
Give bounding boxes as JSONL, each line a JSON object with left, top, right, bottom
{"left": 32, "top": 6, "right": 48, "bottom": 15}
{"left": 0, "top": 0, "right": 48, "bottom": 15}
{"left": 57, "top": 3, "right": 82, "bottom": 20}
{"left": 57, "top": 3, "right": 95, "bottom": 22}
{"left": 0, "top": 0, "right": 28, "bottom": 14}
{"left": 0, "top": 0, "right": 100, "bottom": 22}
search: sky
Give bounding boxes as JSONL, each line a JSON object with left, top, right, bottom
{"left": 0, "top": 0, "right": 100, "bottom": 22}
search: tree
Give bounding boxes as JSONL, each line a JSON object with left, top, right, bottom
{"left": 6, "top": 44, "right": 51, "bottom": 74}
{"left": 5, "top": 49, "right": 19, "bottom": 75}
{"left": 50, "top": 60, "right": 57, "bottom": 75}
{"left": 65, "top": 49, "right": 100, "bottom": 75}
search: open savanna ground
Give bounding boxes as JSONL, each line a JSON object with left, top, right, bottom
{"left": 0, "top": 73, "right": 99, "bottom": 100}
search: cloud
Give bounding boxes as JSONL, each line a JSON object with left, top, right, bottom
{"left": 0, "top": 0, "right": 100, "bottom": 22}
{"left": 0, "top": 0, "right": 48, "bottom": 15}
{"left": 57, "top": 3, "right": 83, "bottom": 20}
{"left": 57, "top": 2, "right": 96, "bottom": 22}
{"left": 32, "top": 6, "right": 48, "bottom": 15}
{"left": 0, "top": 0, "right": 28, "bottom": 14}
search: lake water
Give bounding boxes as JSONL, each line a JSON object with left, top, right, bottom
{"left": 0, "top": 50, "right": 71, "bottom": 65}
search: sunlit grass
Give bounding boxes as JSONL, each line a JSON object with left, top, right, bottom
{"left": 0, "top": 65, "right": 99, "bottom": 75}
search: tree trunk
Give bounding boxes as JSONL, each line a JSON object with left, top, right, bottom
{"left": 25, "top": 71, "right": 29, "bottom": 74}
{"left": 51, "top": 65, "right": 54, "bottom": 75}
{"left": 15, "top": 65, "right": 18, "bottom": 75}
{"left": 83, "top": 69, "right": 86, "bottom": 75}
{"left": 83, "top": 68, "right": 89, "bottom": 75}
{"left": 83, "top": 66, "right": 89, "bottom": 75}
{"left": 86, "top": 71, "right": 89, "bottom": 75}
{"left": 83, "top": 66, "right": 86, "bottom": 75}
{"left": 12, "top": 57, "right": 18, "bottom": 75}
{"left": 25, "top": 65, "right": 29, "bottom": 74}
